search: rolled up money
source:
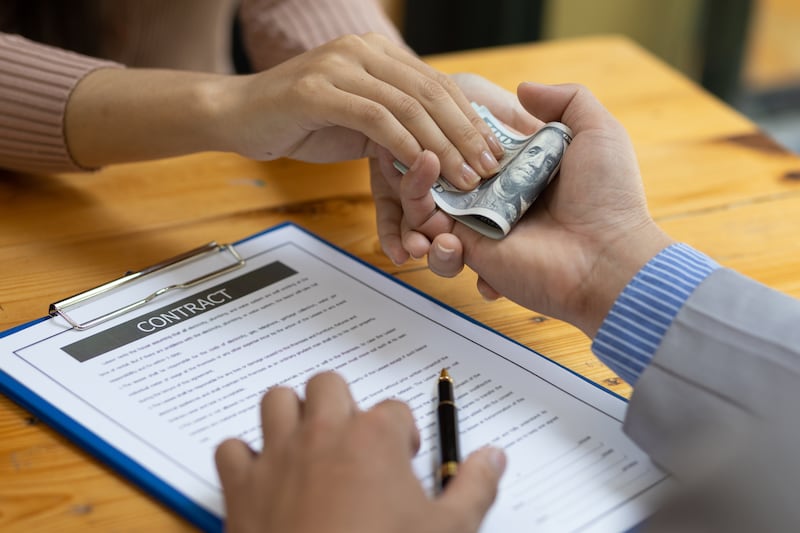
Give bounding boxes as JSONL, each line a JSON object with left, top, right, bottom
{"left": 394, "top": 104, "right": 572, "bottom": 239}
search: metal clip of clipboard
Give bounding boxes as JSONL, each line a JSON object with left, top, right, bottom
{"left": 49, "top": 242, "right": 246, "bottom": 331}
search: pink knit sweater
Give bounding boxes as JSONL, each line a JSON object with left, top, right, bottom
{"left": 0, "top": 0, "right": 404, "bottom": 174}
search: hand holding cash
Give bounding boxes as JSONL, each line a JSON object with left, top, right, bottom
{"left": 394, "top": 104, "right": 572, "bottom": 239}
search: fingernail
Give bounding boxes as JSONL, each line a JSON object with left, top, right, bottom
{"left": 486, "top": 134, "right": 504, "bottom": 157}
{"left": 461, "top": 163, "right": 481, "bottom": 188}
{"left": 480, "top": 150, "right": 500, "bottom": 174}
{"left": 435, "top": 241, "right": 454, "bottom": 258}
{"left": 485, "top": 446, "right": 507, "bottom": 475}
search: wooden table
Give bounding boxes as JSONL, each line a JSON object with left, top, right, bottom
{"left": 2, "top": 35, "right": 800, "bottom": 531}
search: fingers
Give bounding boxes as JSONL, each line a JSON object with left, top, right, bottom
{"left": 476, "top": 276, "right": 502, "bottom": 301}
{"left": 451, "top": 72, "right": 541, "bottom": 135}
{"left": 312, "top": 34, "right": 501, "bottom": 189}
{"left": 399, "top": 151, "right": 442, "bottom": 229}
{"left": 304, "top": 371, "right": 357, "bottom": 422}
{"left": 215, "top": 438, "right": 256, "bottom": 490}
{"left": 260, "top": 386, "right": 302, "bottom": 451}
{"left": 371, "top": 154, "right": 410, "bottom": 265}
{"left": 401, "top": 228, "right": 434, "bottom": 261}
{"left": 369, "top": 36, "right": 505, "bottom": 159}
{"left": 427, "top": 234, "right": 465, "bottom": 278}
{"left": 397, "top": 150, "right": 456, "bottom": 260}
{"left": 399, "top": 151, "right": 454, "bottom": 236}
{"left": 437, "top": 446, "right": 506, "bottom": 530}
{"left": 341, "top": 71, "right": 494, "bottom": 187}
{"left": 372, "top": 149, "right": 447, "bottom": 265}
{"left": 370, "top": 398, "right": 421, "bottom": 456}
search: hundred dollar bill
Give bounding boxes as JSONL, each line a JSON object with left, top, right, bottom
{"left": 394, "top": 104, "right": 572, "bottom": 239}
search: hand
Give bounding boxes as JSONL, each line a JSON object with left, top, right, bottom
{"left": 373, "top": 74, "right": 538, "bottom": 264}
{"left": 215, "top": 371, "right": 506, "bottom": 533}
{"left": 407, "top": 83, "right": 673, "bottom": 336}
{"left": 68, "top": 34, "right": 503, "bottom": 188}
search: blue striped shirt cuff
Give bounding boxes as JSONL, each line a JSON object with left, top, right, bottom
{"left": 591, "top": 243, "right": 719, "bottom": 385}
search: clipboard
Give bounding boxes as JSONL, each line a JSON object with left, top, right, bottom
{"left": 0, "top": 223, "right": 669, "bottom": 533}
{"left": 4, "top": 239, "right": 252, "bottom": 532}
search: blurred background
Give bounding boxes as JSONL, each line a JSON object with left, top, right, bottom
{"left": 381, "top": 0, "right": 800, "bottom": 153}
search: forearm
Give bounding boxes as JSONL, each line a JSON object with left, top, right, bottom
{"left": 1, "top": 33, "right": 231, "bottom": 172}
{"left": 65, "top": 68, "right": 234, "bottom": 168}
{"left": 65, "top": 34, "right": 501, "bottom": 184}
{"left": 0, "top": 33, "right": 120, "bottom": 174}
{"left": 623, "top": 267, "right": 800, "bottom": 478}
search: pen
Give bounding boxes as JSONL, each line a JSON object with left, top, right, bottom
{"left": 437, "top": 368, "right": 460, "bottom": 490}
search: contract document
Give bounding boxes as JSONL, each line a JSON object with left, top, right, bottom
{"left": 0, "top": 223, "right": 668, "bottom": 532}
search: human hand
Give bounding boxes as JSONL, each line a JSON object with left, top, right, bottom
{"left": 67, "top": 35, "right": 502, "bottom": 183}
{"left": 373, "top": 74, "right": 538, "bottom": 264}
{"left": 218, "top": 34, "right": 505, "bottom": 190}
{"left": 215, "top": 371, "right": 506, "bottom": 533}
{"left": 409, "top": 83, "right": 673, "bottom": 336}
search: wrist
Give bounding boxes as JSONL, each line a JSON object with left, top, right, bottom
{"left": 66, "top": 68, "right": 232, "bottom": 167}
{"left": 193, "top": 74, "right": 244, "bottom": 154}
{"left": 573, "top": 221, "right": 674, "bottom": 338}
{"left": 203, "top": 72, "right": 286, "bottom": 160}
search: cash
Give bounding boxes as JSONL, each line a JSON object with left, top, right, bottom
{"left": 394, "top": 104, "right": 572, "bottom": 239}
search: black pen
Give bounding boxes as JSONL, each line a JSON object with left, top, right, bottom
{"left": 437, "top": 368, "right": 460, "bottom": 491}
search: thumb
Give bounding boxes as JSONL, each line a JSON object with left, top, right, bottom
{"left": 437, "top": 446, "right": 506, "bottom": 531}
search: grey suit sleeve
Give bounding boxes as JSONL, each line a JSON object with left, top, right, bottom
{"left": 624, "top": 267, "right": 800, "bottom": 530}
{"left": 623, "top": 267, "right": 800, "bottom": 478}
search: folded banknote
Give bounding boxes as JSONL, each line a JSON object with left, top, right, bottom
{"left": 395, "top": 104, "right": 572, "bottom": 239}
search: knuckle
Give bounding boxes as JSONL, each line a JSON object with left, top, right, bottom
{"left": 390, "top": 129, "right": 419, "bottom": 159}
{"left": 317, "top": 35, "right": 368, "bottom": 67}
{"left": 435, "top": 140, "right": 459, "bottom": 162}
{"left": 417, "top": 77, "right": 449, "bottom": 103}
{"left": 394, "top": 93, "right": 425, "bottom": 122}
{"left": 361, "top": 31, "right": 387, "bottom": 45}
{"left": 459, "top": 122, "right": 486, "bottom": 149}
{"left": 355, "top": 100, "right": 389, "bottom": 124}
{"left": 364, "top": 402, "right": 400, "bottom": 432}
{"left": 331, "top": 33, "right": 365, "bottom": 52}
{"left": 345, "top": 415, "right": 385, "bottom": 453}
{"left": 436, "top": 73, "right": 459, "bottom": 95}
{"left": 291, "top": 72, "right": 325, "bottom": 100}
{"left": 303, "top": 416, "right": 338, "bottom": 447}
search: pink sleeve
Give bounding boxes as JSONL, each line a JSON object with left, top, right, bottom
{"left": 239, "top": 0, "right": 406, "bottom": 71}
{"left": 0, "top": 33, "right": 122, "bottom": 174}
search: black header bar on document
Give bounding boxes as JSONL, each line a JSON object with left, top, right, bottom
{"left": 61, "top": 261, "right": 297, "bottom": 362}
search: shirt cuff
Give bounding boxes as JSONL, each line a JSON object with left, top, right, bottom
{"left": 0, "top": 33, "right": 122, "bottom": 174}
{"left": 591, "top": 243, "right": 719, "bottom": 386}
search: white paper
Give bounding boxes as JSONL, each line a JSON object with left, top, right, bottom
{"left": 0, "top": 224, "right": 669, "bottom": 532}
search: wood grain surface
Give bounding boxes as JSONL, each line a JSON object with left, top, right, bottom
{"left": 2, "top": 35, "right": 800, "bottom": 531}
